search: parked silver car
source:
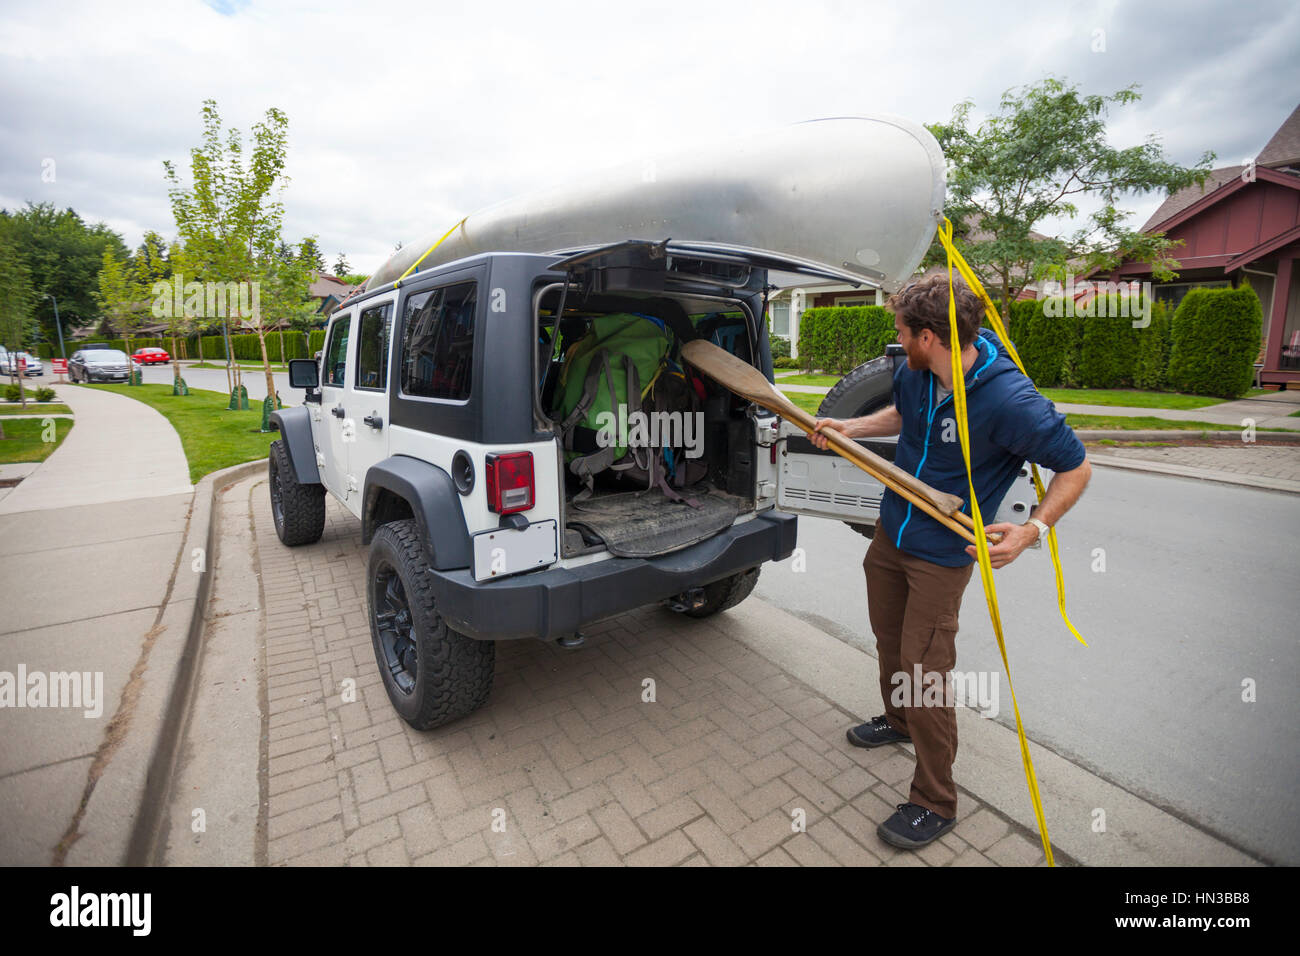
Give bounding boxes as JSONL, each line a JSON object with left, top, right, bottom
{"left": 0, "top": 350, "right": 43, "bottom": 376}
{"left": 70, "top": 349, "right": 131, "bottom": 383}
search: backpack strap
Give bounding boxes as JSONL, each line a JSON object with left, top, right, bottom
{"left": 566, "top": 351, "right": 627, "bottom": 500}
{"left": 559, "top": 348, "right": 613, "bottom": 442}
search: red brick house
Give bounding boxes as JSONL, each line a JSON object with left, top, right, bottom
{"left": 1093, "top": 103, "right": 1300, "bottom": 388}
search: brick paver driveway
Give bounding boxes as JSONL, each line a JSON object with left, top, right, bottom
{"left": 249, "top": 483, "right": 1042, "bottom": 866}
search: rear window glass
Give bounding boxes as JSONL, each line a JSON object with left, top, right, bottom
{"left": 400, "top": 281, "right": 476, "bottom": 401}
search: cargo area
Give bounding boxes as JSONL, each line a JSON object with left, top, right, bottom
{"left": 534, "top": 282, "right": 762, "bottom": 559}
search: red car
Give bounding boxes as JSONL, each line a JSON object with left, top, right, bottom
{"left": 131, "top": 347, "right": 171, "bottom": 365}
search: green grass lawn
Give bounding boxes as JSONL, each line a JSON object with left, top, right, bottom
{"left": 0, "top": 418, "right": 74, "bottom": 464}
{"left": 1089, "top": 440, "right": 1179, "bottom": 447}
{"left": 0, "top": 403, "right": 72, "bottom": 416}
{"left": 1040, "top": 388, "right": 1239, "bottom": 410}
{"left": 773, "top": 373, "right": 841, "bottom": 387}
{"left": 779, "top": 390, "right": 827, "bottom": 417}
{"left": 75, "top": 383, "right": 277, "bottom": 482}
{"left": 1065, "top": 414, "right": 1289, "bottom": 432}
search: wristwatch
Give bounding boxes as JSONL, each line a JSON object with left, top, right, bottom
{"left": 1026, "top": 517, "right": 1050, "bottom": 542}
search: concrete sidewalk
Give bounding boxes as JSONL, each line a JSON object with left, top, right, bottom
{"left": 0, "top": 384, "right": 191, "bottom": 514}
{"left": 0, "top": 383, "right": 197, "bottom": 865}
{"left": 1054, "top": 392, "right": 1300, "bottom": 431}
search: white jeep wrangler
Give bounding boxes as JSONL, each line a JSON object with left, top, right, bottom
{"left": 268, "top": 239, "right": 1035, "bottom": 730}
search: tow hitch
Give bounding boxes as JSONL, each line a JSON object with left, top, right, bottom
{"left": 667, "top": 588, "right": 707, "bottom": 613}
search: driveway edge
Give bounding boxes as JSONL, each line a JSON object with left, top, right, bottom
{"left": 99, "top": 458, "right": 269, "bottom": 866}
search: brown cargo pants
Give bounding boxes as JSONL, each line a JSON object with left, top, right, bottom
{"left": 863, "top": 530, "right": 974, "bottom": 819}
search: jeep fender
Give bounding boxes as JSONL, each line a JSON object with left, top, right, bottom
{"left": 362, "top": 456, "right": 472, "bottom": 570}
{"left": 269, "top": 406, "right": 321, "bottom": 485}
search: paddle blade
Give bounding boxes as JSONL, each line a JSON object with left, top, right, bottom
{"left": 681, "top": 339, "right": 783, "bottom": 407}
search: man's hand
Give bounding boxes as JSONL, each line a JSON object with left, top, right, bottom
{"left": 964, "top": 522, "right": 1039, "bottom": 569}
{"left": 809, "top": 418, "right": 846, "bottom": 451}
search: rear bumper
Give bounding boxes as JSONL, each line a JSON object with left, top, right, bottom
{"left": 430, "top": 510, "right": 797, "bottom": 640}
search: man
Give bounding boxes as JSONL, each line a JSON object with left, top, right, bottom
{"left": 810, "top": 274, "right": 1091, "bottom": 850}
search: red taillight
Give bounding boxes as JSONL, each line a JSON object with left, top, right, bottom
{"left": 485, "top": 452, "right": 534, "bottom": 515}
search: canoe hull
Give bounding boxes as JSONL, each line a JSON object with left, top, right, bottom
{"left": 368, "top": 114, "right": 944, "bottom": 293}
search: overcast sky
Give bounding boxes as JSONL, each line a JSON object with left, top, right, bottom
{"left": 2, "top": 0, "right": 1297, "bottom": 276}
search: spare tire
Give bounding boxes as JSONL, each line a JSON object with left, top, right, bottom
{"left": 815, "top": 356, "right": 898, "bottom": 540}
{"left": 816, "top": 355, "right": 896, "bottom": 420}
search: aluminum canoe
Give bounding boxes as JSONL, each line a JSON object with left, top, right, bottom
{"left": 367, "top": 114, "right": 945, "bottom": 293}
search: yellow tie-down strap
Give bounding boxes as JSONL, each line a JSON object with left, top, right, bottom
{"left": 934, "top": 217, "right": 1089, "bottom": 867}
{"left": 394, "top": 217, "right": 469, "bottom": 288}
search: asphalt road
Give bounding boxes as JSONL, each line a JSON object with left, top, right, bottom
{"left": 754, "top": 466, "right": 1300, "bottom": 865}
{"left": 136, "top": 362, "right": 294, "bottom": 401}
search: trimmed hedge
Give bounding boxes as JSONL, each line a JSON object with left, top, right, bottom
{"left": 1168, "top": 285, "right": 1262, "bottom": 398}
{"left": 768, "top": 334, "right": 791, "bottom": 359}
{"left": 1132, "top": 300, "right": 1172, "bottom": 390}
{"left": 797, "top": 305, "right": 896, "bottom": 374}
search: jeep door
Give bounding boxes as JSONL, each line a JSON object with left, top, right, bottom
{"left": 342, "top": 296, "right": 396, "bottom": 500}
{"left": 319, "top": 309, "right": 356, "bottom": 502}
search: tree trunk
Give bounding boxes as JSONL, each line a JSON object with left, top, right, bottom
{"left": 1000, "top": 265, "right": 1013, "bottom": 324}
{"left": 257, "top": 327, "right": 277, "bottom": 415}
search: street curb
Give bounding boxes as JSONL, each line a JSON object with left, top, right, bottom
{"left": 1073, "top": 428, "right": 1300, "bottom": 443}
{"left": 1084, "top": 453, "right": 1300, "bottom": 495}
{"left": 106, "top": 457, "right": 269, "bottom": 866}
{"left": 725, "top": 596, "right": 1259, "bottom": 866}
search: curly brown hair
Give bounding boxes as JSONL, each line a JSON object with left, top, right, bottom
{"left": 887, "top": 273, "right": 983, "bottom": 349}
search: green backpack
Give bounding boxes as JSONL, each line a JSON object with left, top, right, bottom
{"left": 552, "top": 312, "right": 673, "bottom": 498}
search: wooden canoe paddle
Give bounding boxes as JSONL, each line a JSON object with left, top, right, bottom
{"left": 680, "top": 339, "right": 999, "bottom": 547}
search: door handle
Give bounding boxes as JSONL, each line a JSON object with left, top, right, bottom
{"left": 331, "top": 405, "right": 345, "bottom": 418}
{"left": 363, "top": 414, "right": 384, "bottom": 429}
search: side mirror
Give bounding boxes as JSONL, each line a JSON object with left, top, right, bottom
{"left": 288, "top": 359, "right": 319, "bottom": 389}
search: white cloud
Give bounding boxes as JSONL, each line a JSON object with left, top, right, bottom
{"left": 2, "top": 0, "right": 1296, "bottom": 274}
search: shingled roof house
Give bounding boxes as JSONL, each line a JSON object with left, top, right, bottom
{"left": 1092, "top": 102, "right": 1300, "bottom": 388}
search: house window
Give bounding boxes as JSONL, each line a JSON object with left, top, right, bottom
{"left": 400, "top": 281, "right": 477, "bottom": 401}
{"left": 835, "top": 298, "right": 869, "bottom": 308}
{"left": 355, "top": 304, "right": 392, "bottom": 391}
{"left": 770, "top": 300, "right": 790, "bottom": 337}
{"left": 1153, "top": 281, "right": 1229, "bottom": 315}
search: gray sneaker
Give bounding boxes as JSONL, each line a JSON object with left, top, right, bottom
{"left": 877, "top": 802, "right": 956, "bottom": 849}
{"left": 846, "top": 714, "right": 910, "bottom": 748}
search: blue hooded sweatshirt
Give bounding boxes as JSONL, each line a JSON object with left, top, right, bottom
{"left": 880, "top": 327, "right": 1087, "bottom": 567}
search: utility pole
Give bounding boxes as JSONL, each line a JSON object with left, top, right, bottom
{"left": 45, "top": 293, "right": 67, "bottom": 360}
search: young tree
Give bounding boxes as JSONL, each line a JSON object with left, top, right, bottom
{"left": 164, "top": 99, "right": 293, "bottom": 406}
{"left": 333, "top": 253, "right": 351, "bottom": 277}
{"left": 0, "top": 230, "right": 37, "bottom": 413}
{"left": 141, "top": 235, "right": 193, "bottom": 389}
{"left": 96, "top": 249, "right": 146, "bottom": 366}
{"left": 925, "top": 77, "right": 1215, "bottom": 319}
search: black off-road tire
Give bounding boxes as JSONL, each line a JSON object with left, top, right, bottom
{"left": 268, "top": 439, "right": 326, "bottom": 546}
{"left": 681, "top": 566, "right": 761, "bottom": 618}
{"left": 816, "top": 356, "right": 897, "bottom": 541}
{"left": 367, "top": 519, "right": 494, "bottom": 730}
